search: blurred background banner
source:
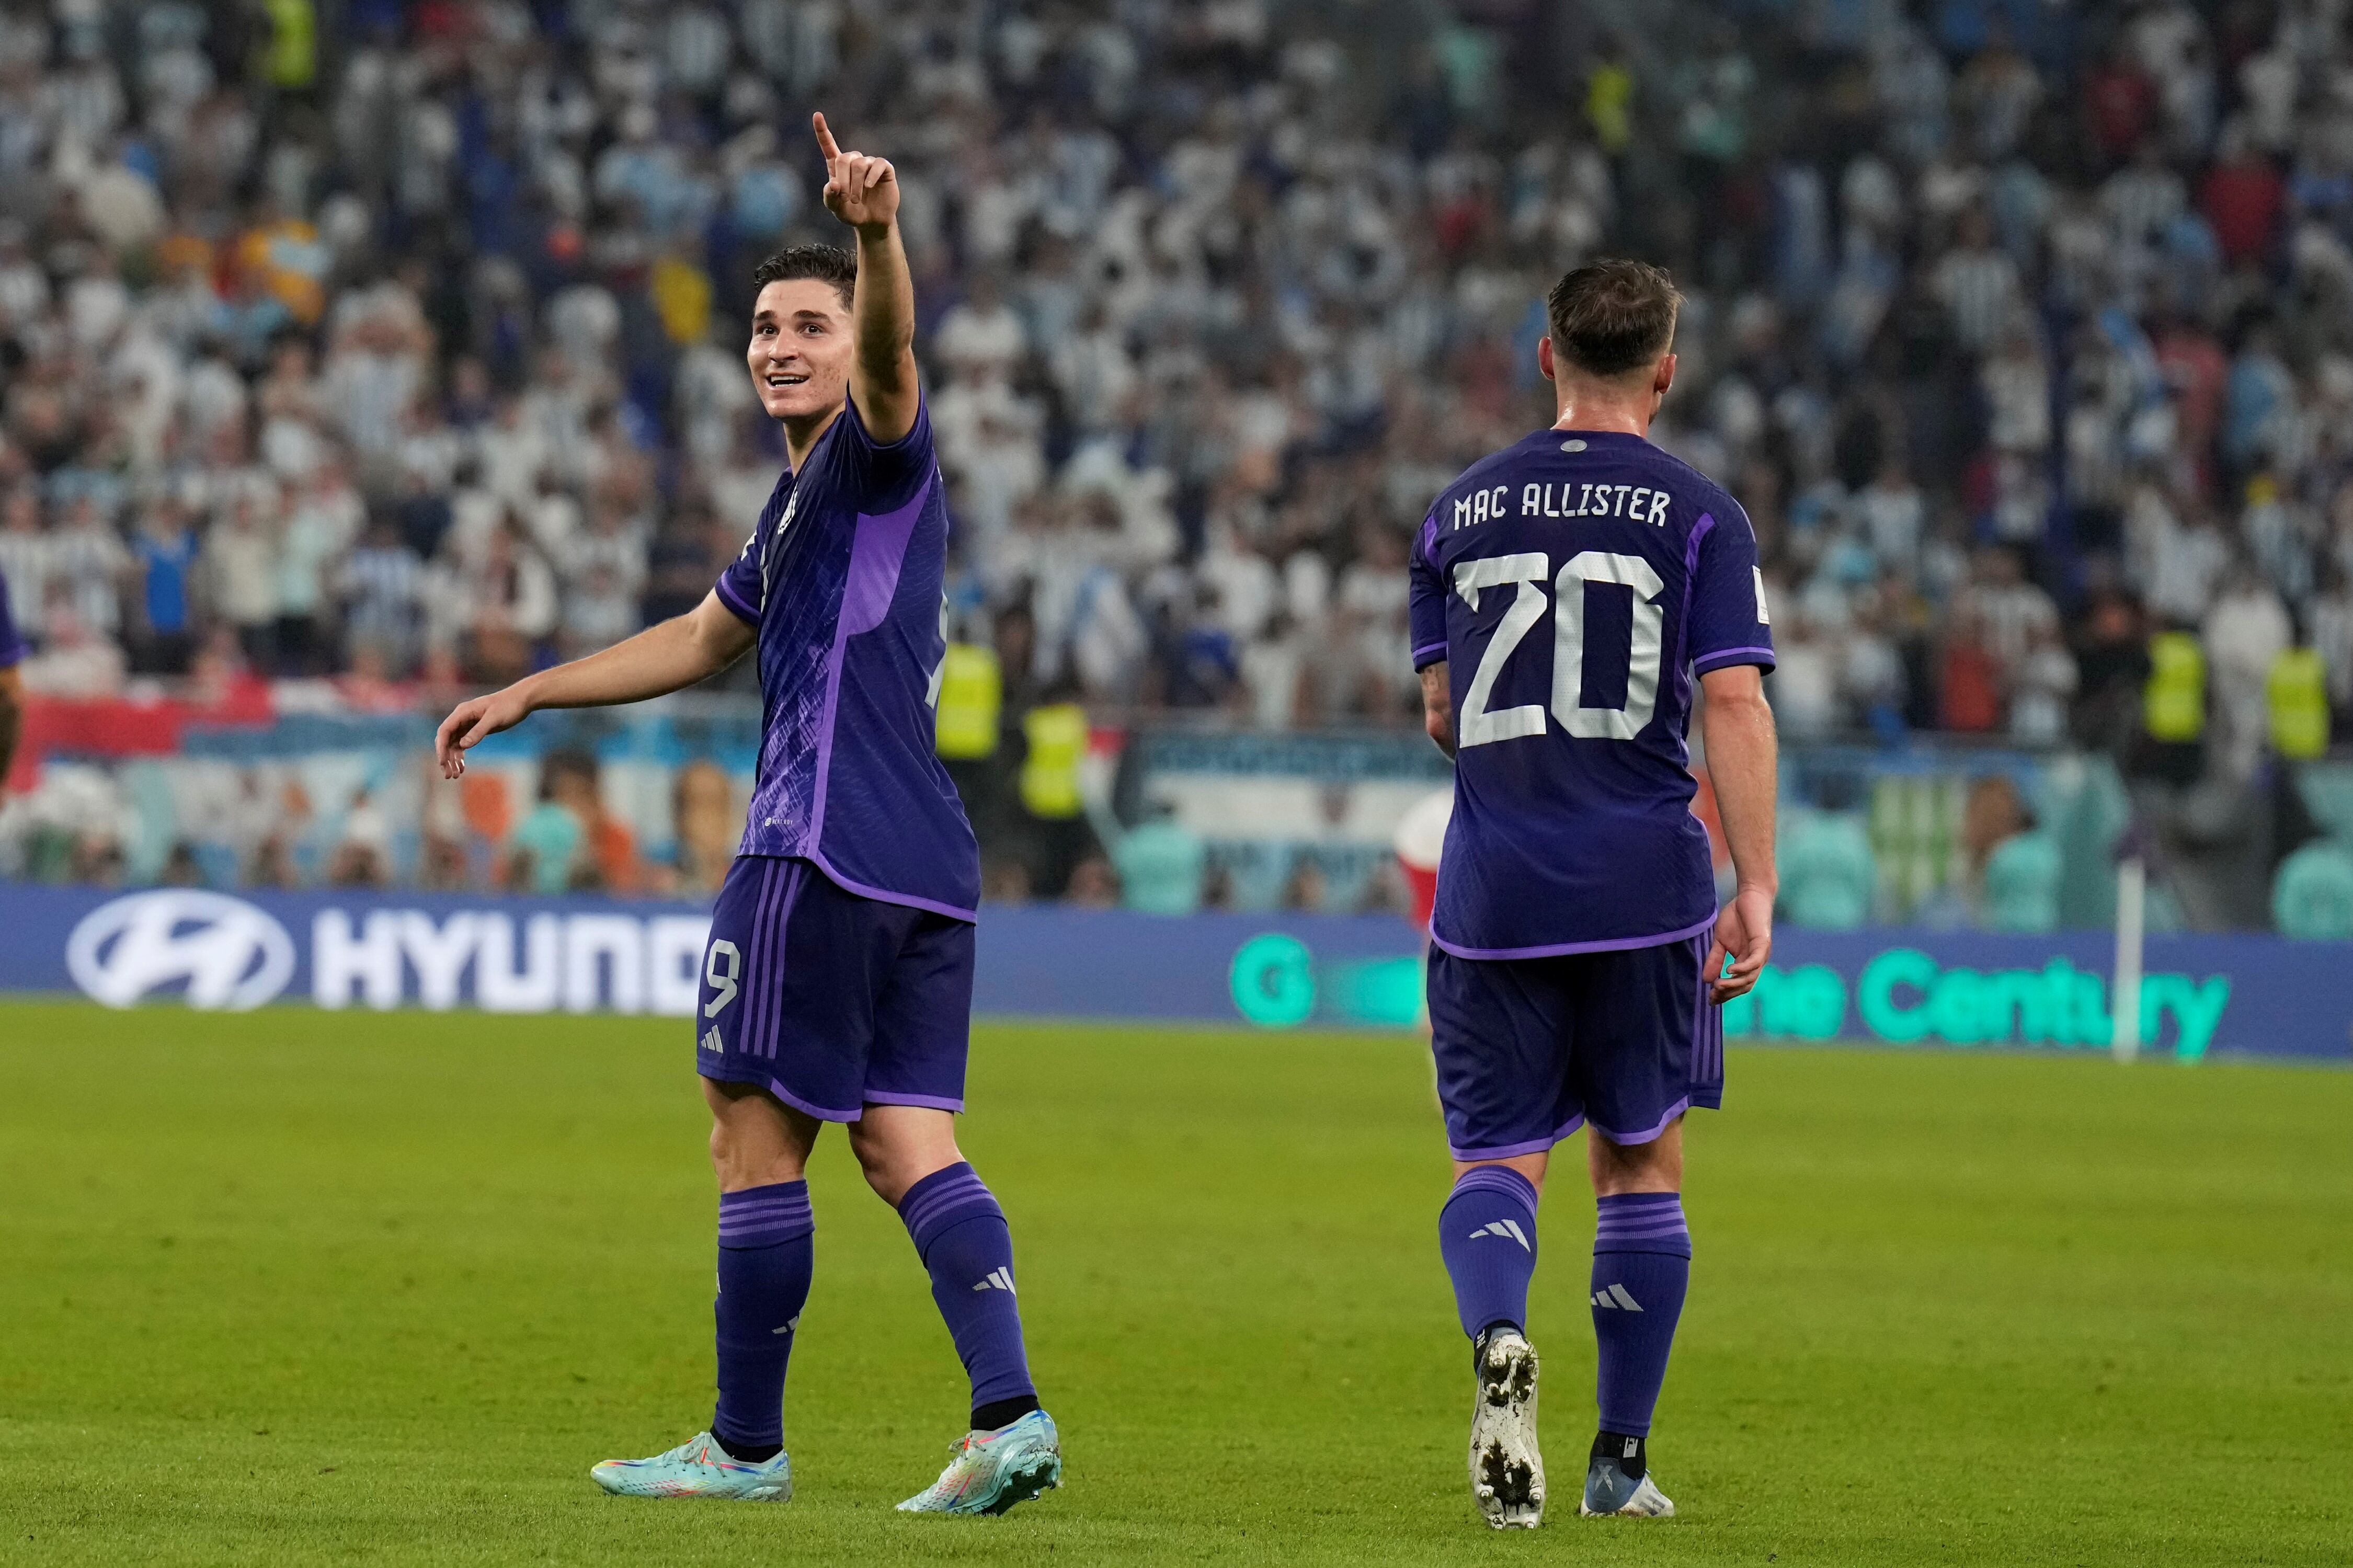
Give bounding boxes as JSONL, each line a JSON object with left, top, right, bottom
{"left": 7, "top": 879, "right": 2344, "bottom": 1060}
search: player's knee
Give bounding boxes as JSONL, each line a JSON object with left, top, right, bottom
{"left": 845, "top": 1124, "right": 906, "bottom": 1198}
{"left": 847, "top": 1117, "right": 961, "bottom": 1206}
{"left": 1589, "top": 1119, "right": 1683, "bottom": 1194}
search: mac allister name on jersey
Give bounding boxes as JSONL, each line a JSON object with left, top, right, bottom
{"left": 1408, "top": 430, "right": 1775, "bottom": 961}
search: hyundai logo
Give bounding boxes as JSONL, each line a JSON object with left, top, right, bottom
{"left": 65, "top": 890, "right": 296, "bottom": 1011}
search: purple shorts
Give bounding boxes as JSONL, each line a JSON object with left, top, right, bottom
{"left": 694, "top": 854, "right": 975, "bottom": 1121}
{"left": 1426, "top": 932, "right": 1723, "bottom": 1160}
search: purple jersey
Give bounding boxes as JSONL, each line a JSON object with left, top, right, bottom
{"left": 0, "top": 563, "right": 22, "bottom": 667}
{"left": 1408, "top": 429, "right": 1774, "bottom": 958}
{"left": 714, "top": 396, "right": 978, "bottom": 921}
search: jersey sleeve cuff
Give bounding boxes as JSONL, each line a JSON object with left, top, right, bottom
{"left": 1412, "top": 641, "right": 1448, "bottom": 670}
{"left": 713, "top": 576, "right": 760, "bottom": 626}
{"left": 1692, "top": 645, "right": 1775, "bottom": 675}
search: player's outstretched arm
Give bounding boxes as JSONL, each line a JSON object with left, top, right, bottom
{"left": 813, "top": 111, "right": 919, "bottom": 443}
{"left": 1420, "top": 662, "right": 1456, "bottom": 759}
{"left": 1698, "top": 663, "right": 1777, "bottom": 1003}
{"left": 434, "top": 591, "right": 755, "bottom": 779}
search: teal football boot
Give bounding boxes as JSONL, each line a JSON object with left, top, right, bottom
{"left": 896, "top": 1409, "right": 1063, "bottom": 1515}
{"left": 590, "top": 1432, "right": 792, "bottom": 1501}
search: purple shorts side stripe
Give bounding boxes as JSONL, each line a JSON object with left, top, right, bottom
{"left": 757, "top": 860, "right": 806, "bottom": 1061}
{"left": 1588, "top": 1095, "right": 1691, "bottom": 1147}
{"left": 742, "top": 859, "right": 778, "bottom": 1061}
{"left": 864, "top": 1090, "right": 966, "bottom": 1112}
{"left": 1447, "top": 1112, "right": 1586, "bottom": 1163}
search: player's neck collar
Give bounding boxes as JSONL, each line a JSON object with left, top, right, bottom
{"left": 1545, "top": 424, "right": 1649, "bottom": 442}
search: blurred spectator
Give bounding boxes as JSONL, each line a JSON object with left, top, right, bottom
{"left": 20, "top": 585, "right": 124, "bottom": 696}
{"left": 128, "top": 500, "right": 199, "bottom": 676}
{"left": 339, "top": 520, "right": 424, "bottom": 674}
{"left": 2203, "top": 563, "right": 2291, "bottom": 780}
{"left": 327, "top": 787, "right": 394, "bottom": 888}
{"left": 669, "top": 759, "right": 741, "bottom": 898}
{"left": 543, "top": 749, "right": 645, "bottom": 895}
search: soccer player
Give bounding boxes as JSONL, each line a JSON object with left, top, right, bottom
{"left": 0, "top": 561, "right": 21, "bottom": 791}
{"left": 432, "top": 115, "right": 1060, "bottom": 1515}
{"left": 1407, "top": 259, "right": 1777, "bottom": 1528}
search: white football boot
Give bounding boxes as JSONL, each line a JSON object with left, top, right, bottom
{"left": 1467, "top": 1330, "right": 1544, "bottom": 1529}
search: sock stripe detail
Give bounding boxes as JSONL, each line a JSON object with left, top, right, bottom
{"left": 1449, "top": 1164, "right": 1540, "bottom": 1210}
{"left": 718, "top": 1181, "right": 813, "bottom": 1247}
{"left": 1595, "top": 1221, "right": 1693, "bottom": 1241}
{"left": 1595, "top": 1192, "right": 1689, "bottom": 1258}
{"left": 898, "top": 1163, "right": 1005, "bottom": 1252}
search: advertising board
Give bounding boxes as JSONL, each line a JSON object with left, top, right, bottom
{"left": 0, "top": 885, "right": 2341, "bottom": 1061}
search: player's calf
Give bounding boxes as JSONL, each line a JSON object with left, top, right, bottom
{"left": 892, "top": 1160, "right": 1061, "bottom": 1515}
{"left": 1581, "top": 1188, "right": 1691, "bottom": 1521}
{"left": 1439, "top": 1165, "right": 1546, "bottom": 1528}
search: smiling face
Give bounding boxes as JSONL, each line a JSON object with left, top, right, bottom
{"left": 747, "top": 278, "right": 855, "bottom": 424}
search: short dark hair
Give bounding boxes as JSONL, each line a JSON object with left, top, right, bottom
{"left": 1546, "top": 258, "right": 1683, "bottom": 379}
{"left": 750, "top": 244, "right": 856, "bottom": 310}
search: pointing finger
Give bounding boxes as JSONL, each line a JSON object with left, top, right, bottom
{"left": 812, "top": 111, "right": 841, "bottom": 164}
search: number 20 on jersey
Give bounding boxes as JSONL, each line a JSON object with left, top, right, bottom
{"left": 1452, "top": 550, "right": 1664, "bottom": 750}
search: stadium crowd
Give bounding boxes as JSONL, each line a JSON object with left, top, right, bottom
{"left": 6, "top": 0, "right": 2353, "bottom": 924}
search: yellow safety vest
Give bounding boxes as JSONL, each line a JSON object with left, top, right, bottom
{"left": 1019, "top": 703, "right": 1087, "bottom": 820}
{"left": 1587, "top": 63, "right": 1634, "bottom": 154}
{"left": 2268, "top": 647, "right": 2330, "bottom": 759}
{"left": 2144, "top": 632, "right": 2206, "bottom": 743}
{"left": 263, "top": 0, "right": 316, "bottom": 89}
{"left": 933, "top": 643, "right": 1001, "bottom": 760}
{"left": 651, "top": 256, "right": 712, "bottom": 346}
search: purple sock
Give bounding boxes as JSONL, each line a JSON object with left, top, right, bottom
{"left": 1590, "top": 1192, "right": 1692, "bottom": 1437}
{"left": 898, "top": 1162, "right": 1037, "bottom": 1423}
{"left": 1439, "top": 1165, "right": 1540, "bottom": 1340}
{"left": 711, "top": 1181, "right": 814, "bottom": 1450}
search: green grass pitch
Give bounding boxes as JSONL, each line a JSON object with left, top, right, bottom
{"left": 2, "top": 1000, "right": 2347, "bottom": 1566}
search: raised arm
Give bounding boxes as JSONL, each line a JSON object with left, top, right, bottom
{"left": 813, "top": 111, "right": 919, "bottom": 443}
{"left": 433, "top": 591, "right": 755, "bottom": 778}
{"left": 1697, "top": 663, "right": 1778, "bottom": 1002}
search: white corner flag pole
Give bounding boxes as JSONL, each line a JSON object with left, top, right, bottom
{"left": 2112, "top": 856, "right": 2145, "bottom": 1063}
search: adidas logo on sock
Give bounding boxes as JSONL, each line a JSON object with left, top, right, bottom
{"left": 970, "top": 1267, "right": 1016, "bottom": 1294}
{"left": 699, "top": 1026, "right": 725, "bottom": 1054}
{"left": 1591, "top": 1283, "right": 1643, "bottom": 1311}
{"left": 771, "top": 1314, "right": 801, "bottom": 1336}
{"left": 1469, "top": 1219, "right": 1532, "bottom": 1251}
